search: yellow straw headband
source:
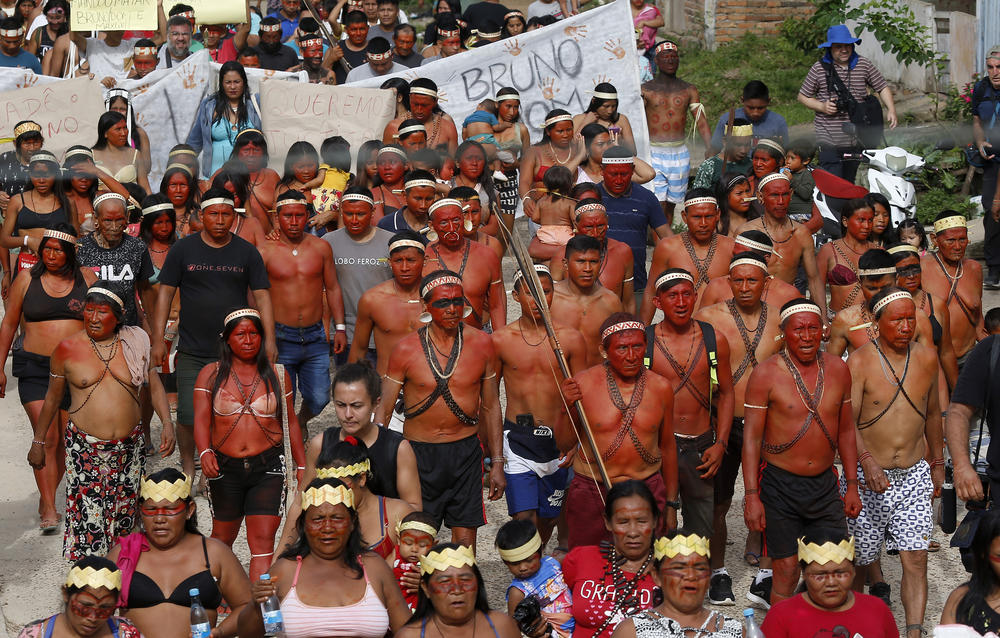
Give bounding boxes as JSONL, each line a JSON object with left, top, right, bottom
{"left": 602, "top": 154, "right": 635, "bottom": 165}
{"left": 543, "top": 114, "right": 573, "bottom": 127}
{"left": 729, "top": 124, "right": 754, "bottom": 137}
{"left": 134, "top": 46, "right": 157, "bottom": 56}
{"left": 341, "top": 193, "right": 375, "bottom": 207}
{"left": 397, "top": 123, "right": 426, "bottom": 137}
{"left": 224, "top": 308, "right": 260, "bottom": 326}
{"left": 736, "top": 236, "right": 773, "bottom": 254}
{"left": 756, "top": 172, "right": 791, "bottom": 193}
{"left": 601, "top": 320, "right": 645, "bottom": 341}
{"left": 933, "top": 215, "right": 967, "bottom": 234}
{"left": 234, "top": 128, "right": 263, "bottom": 141}
{"left": 165, "top": 162, "right": 193, "bottom": 176}
{"left": 653, "top": 534, "right": 710, "bottom": 560}
{"left": 409, "top": 86, "right": 439, "bottom": 99}
{"left": 498, "top": 531, "right": 542, "bottom": 562}
{"left": 655, "top": 271, "right": 694, "bottom": 290}
{"left": 797, "top": 536, "right": 855, "bottom": 565}
{"left": 140, "top": 474, "right": 191, "bottom": 501}
{"left": 64, "top": 147, "right": 94, "bottom": 161}
{"left": 88, "top": 286, "right": 124, "bottom": 310}
{"left": 169, "top": 148, "right": 198, "bottom": 158}
{"left": 888, "top": 244, "right": 919, "bottom": 255}
{"left": 872, "top": 290, "right": 913, "bottom": 315}
{"left": 201, "top": 197, "right": 235, "bottom": 210}
{"left": 512, "top": 264, "right": 550, "bottom": 287}
{"left": 419, "top": 545, "right": 477, "bottom": 575}
{"left": 730, "top": 257, "right": 767, "bottom": 272}
{"left": 143, "top": 203, "right": 175, "bottom": 217}
{"left": 42, "top": 229, "right": 77, "bottom": 245}
{"left": 315, "top": 459, "right": 370, "bottom": 479}
{"left": 756, "top": 138, "right": 785, "bottom": 156}
{"left": 397, "top": 520, "right": 439, "bottom": 537}
{"left": 428, "top": 198, "right": 462, "bottom": 216}
{"left": 65, "top": 566, "right": 122, "bottom": 591}
{"left": 683, "top": 196, "right": 718, "bottom": 210}
{"left": 421, "top": 275, "right": 462, "bottom": 298}
{"left": 404, "top": 178, "right": 437, "bottom": 190}
{"left": 389, "top": 238, "right": 426, "bottom": 253}
{"left": 13, "top": 121, "right": 41, "bottom": 138}
{"left": 857, "top": 267, "right": 896, "bottom": 277}
{"left": 301, "top": 484, "right": 355, "bottom": 509}
{"left": 779, "top": 303, "right": 821, "bottom": 323}
{"left": 378, "top": 146, "right": 408, "bottom": 160}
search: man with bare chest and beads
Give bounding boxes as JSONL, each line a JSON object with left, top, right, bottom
{"left": 743, "top": 299, "right": 861, "bottom": 607}
{"left": 378, "top": 270, "right": 505, "bottom": 547}
{"left": 646, "top": 268, "right": 733, "bottom": 540}
{"left": 641, "top": 40, "right": 712, "bottom": 226}
{"left": 558, "top": 313, "right": 679, "bottom": 548}
{"left": 640, "top": 190, "right": 734, "bottom": 322}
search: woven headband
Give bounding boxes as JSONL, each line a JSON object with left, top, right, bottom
{"left": 88, "top": 286, "right": 124, "bottom": 310}
{"left": 602, "top": 154, "right": 635, "bottom": 165}
{"left": 654, "top": 41, "right": 677, "bottom": 54}
{"left": 503, "top": 10, "right": 524, "bottom": 19}
{"left": 726, "top": 174, "right": 748, "bottom": 190}
{"left": 0, "top": 27, "right": 24, "bottom": 37}
{"left": 655, "top": 271, "right": 694, "bottom": 290}
{"left": 798, "top": 537, "right": 855, "bottom": 565}
{"left": 64, "top": 147, "right": 94, "bottom": 161}
{"left": 259, "top": 23, "right": 281, "bottom": 32}
{"left": 735, "top": 236, "right": 773, "bottom": 254}
{"left": 104, "top": 88, "right": 130, "bottom": 101}
{"left": 164, "top": 162, "right": 192, "bottom": 176}
{"left": 396, "top": 520, "right": 438, "bottom": 537}
{"left": 601, "top": 320, "right": 645, "bottom": 341}
{"left": 779, "top": 303, "right": 821, "bottom": 323}
{"left": 428, "top": 198, "right": 462, "bottom": 215}
{"left": 134, "top": 46, "right": 157, "bottom": 56}
{"left": 872, "top": 290, "right": 913, "bottom": 315}
{"left": 729, "top": 124, "right": 754, "bottom": 137}
{"left": 421, "top": 275, "right": 462, "bottom": 298}
{"left": 368, "top": 50, "right": 392, "bottom": 61}
{"left": 389, "top": 238, "right": 425, "bottom": 253}
{"left": 301, "top": 484, "right": 355, "bottom": 509}
{"left": 275, "top": 197, "right": 308, "bottom": 209}
{"left": 887, "top": 244, "right": 919, "bottom": 255}
{"left": 29, "top": 151, "right": 59, "bottom": 165}
{"left": 729, "top": 257, "right": 767, "bottom": 272}
{"left": 756, "top": 172, "right": 790, "bottom": 192}
{"left": 169, "top": 148, "right": 198, "bottom": 158}
{"left": 65, "top": 566, "right": 121, "bottom": 591}
{"left": 498, "top": 531, "right": 542, "bottom": 562}
{"left": 591, "top": 90, "right": 618, "bottom": 100}
{"left": 437, "top": 28, "right": 459, "bottom": 38}
{"left": 420, "top": 545, "right": 476, "bottom": 575}
{"left": 397, "top": 123, "right": 426, "bottom": 137}
{"left": 42, "top": 229, "right": 77, "bottom": 245}
{"left": 512, "top": 264, "right": 551, "bottom": 287}
{"left": 315, "top": 460, "right": 370, "bottom": 479}
{"left": 409, "top": 86, "right": 438, "bottom": 98}
{"left": 13, "top": 121, "right": 41, "bottom": 138}
{"left": 224, "top": 308, "right": 260, "bottom": 325}
{"left": 378, "top": 146, "right": 408, "bottom": 160}
{"left": 300, "top": 37, "right": 323, "bottom": 48}
{"left": 544, "top": 114, "right": 572, "bottom": 127}
{"left": 478, "top": 28, "right": 500, "bottom": 37}
{"left": 683, "top": 196, "right": 717, "bottom": 210}
{"left": 933, "top": 215, "right": 966, "bottom": 233}
{"left": 234, "top": 128, "right": 263, "bottom": 141}
{"left": 575, "top": 202, "right": 606, "bottom": 219}
{"left": 857, "top": 267, "right": 896, "bottom": 277}
{"left": 341, "top": 193, "right": 374, "bottom": 207}
{"left": 142, "top": 202, "right": 175, "bottom": 217}
{"left": 404, "top": 178, "right": 436, "bottom": 190}
{"left": 755, "top": 138, "right": 785, "bottom": 156}
{"left": 140, "top": 475, "right": 191, "bottom": 502}
{"left": 495, "top": 92, "right": 519, "bottom": 102}
{"left": 653, "top": 534, "right": 710, "bottom": 560}
{"left": 201, "top": 197, "right": 234, "bottom": 210}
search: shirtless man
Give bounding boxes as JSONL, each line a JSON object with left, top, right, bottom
{"left": 452, "top": 186, "right": 503, "bottom": 260}
{"left": 350, "top": 230, "right": 425, "bottom": 374}
{"left": 258, "top": 190, "right": 346, "bottom": 430}
{"left": 422, "top": 198, "right": 505, "bottom": 330}
{"left": 646, "top": 268, "right": 733, "bottom": 539}
{"left": 737, "top": 173, "right": 825, "bottom": 318}
{"left": 492, "top": 265, "right": 586, "bottom": 541}
{"left": 550, "top": 235, "right": 624, "bottom": 366}
{"left": 845, "top": 287, "right": 943, "bottom": 638}
{"left": 640, "top": 189, "right": 735, "bottom": 322}
{"left": 921, "top": 212, "right": 984, "bottom": 365}
{"left": 641, "top": 40, "right": 712, "bottom": 225}
{"left": 378, "top": 271, "right": 504, "bottom": 547}
{"left": 743, "top": 299, "right": 861, "bottom": 607}
{"left": 697, "top": 230, "right": 800, "bottom": 310}
{"left": 27, "top": 283, "right": 174, "bottom": 560}
{"left": 383, "top": 78, "right": 458, "bottom": 155}
{"left": 559, "top": 313, "right": 679, "bottom": 547}
{"left": 694, "top": 251, "right": 782, "bottom": 605}
{"left": 549, "top": 199, "right": 635, "bottom": 312}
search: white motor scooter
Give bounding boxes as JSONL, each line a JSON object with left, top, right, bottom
{"left": 862, "top": 146, "right": 925, "bottom": 227}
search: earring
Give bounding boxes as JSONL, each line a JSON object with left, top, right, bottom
{"left": 425, "top": 229, "right": 438, "bottom": 242}
{"left": 463, "top": 218, "right": 474, "bottom": 232}
{"left": 462, "top": 305, "right": 473, "bottom": 319}
{"left": 419, "top": 312, "right": 432, "bottom": 323}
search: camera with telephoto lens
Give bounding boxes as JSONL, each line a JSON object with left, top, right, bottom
{"left": 513, "top": 595, "right": 551, "bottom": 638}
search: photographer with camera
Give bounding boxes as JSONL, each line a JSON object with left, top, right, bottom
{"left": 940, "top": 509, "right": 1000, "bottom": 630}
{"left": 973, "top": 45, "right": 1000, "bottom": 288}
{"left": 797, "top": 25, "right": 898, "bottom": 183}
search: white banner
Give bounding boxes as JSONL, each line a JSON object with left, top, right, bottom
{"left": 0, "top": 76, "right": 105, "bottom": 159}
{"left": 347, "top": 0, "right": 650, "bottom": 158}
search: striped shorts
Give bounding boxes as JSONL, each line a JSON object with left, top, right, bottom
{"left": 650, "top": 143, "right": 690, "bottom": 204}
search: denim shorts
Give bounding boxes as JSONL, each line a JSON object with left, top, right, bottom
{"left": 275, "top": 321, "right": 331, "bottom": 416}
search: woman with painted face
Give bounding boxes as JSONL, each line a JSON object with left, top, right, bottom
{"left": 715, "top": 172, "right": 754, "bottom": 237}
{"left": 520, "top": 109, "right": 583, "bottom": 223}
{"left": 816, "top": 198, "right": 874, "bottom": 312}
{"left": 186, "top": 61, "right": 263, "bottom": 178}
{"left": 25, "top": 0, "right": 68, "bottom": 64}
{"left": 450, "top": 140, "right": 500, "bottom": 237}
{"left": 92, "top": 111, "right": 151, "bottom": 195}
{"left": 574, "top": 84, "right": 637, "bottom": 155}
{"left": 577, "top": 123, "right": 655, "bottom": 186}
{"left": 157, "top": 162, "right": 200, "bottom": 237}
{"left": 221, "top": 129, "right": 281, "bottom": 232}
{"left": 372, "top": 144, "right": 409, "bottom": 224}
{"left": 62, "top": 146, "right": 131, "bottom": 234}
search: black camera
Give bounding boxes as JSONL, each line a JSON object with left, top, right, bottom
{"left": 513, "top": 595, "right": 551, "bottom": 638}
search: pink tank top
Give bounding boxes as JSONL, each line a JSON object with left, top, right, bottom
{"left": 281, "top": 556, "right": 391, "bottom": 638}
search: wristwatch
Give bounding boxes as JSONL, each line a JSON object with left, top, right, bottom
{"left": 664, "top": 499, "right": 681, "bottom": 510}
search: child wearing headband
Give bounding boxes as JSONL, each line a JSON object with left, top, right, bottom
{"left": 496, "top": 519, "right": 574, "bottom": 637}
{"left": 392, "top": 511, "right": 439, "bottom": 611}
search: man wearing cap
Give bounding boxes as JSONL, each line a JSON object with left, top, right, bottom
{"left": 695, "top": 251, "right": 782, "bottom": 606}
{"left": 257, "top": 16, "right": 299, "bottom": 70}
{"left": 691, "top": 119, "right": 753, "bottom": 191}
{"left": 974, "top": 45, "right": 1000, "bottom": 288}
{"left": 549, "top": 199, "right": 635, "bottom": 312}
{"left": 558, "top": 312, "right": 679, "bottom": 548}
{"left": 299, "top": 33, "right": 335, "bottom": 84}
{"left": 641, "top": 40, "right": 712, "bottom": 225}
{"left": 258, "top": 191, "right": 346, "bottom": 432}
{"left": 647, "top": 268, "right": 734, "bottom": 541}
{"left": 0, "top": 16, "right": 40, "bottom": 72}
{"left": 383, "top": 78, "right": 458, "bottom": 155}
{"left": 376, "top": 169, "right": 437, "bottom": 236}
{"left": 346, "top": 36, "right": 406, "bottom": 81}
{"left": 599, "top": 146, "right": 671, "bottom": 310}
{"left": 640, "top": 189, "right": 735, "bottom": 322}
{"left": 743, "top": 298, "right": 861, "bottom": 607}
{"left": 844, "top": 286, "right": 941, "bottom": 638}
{"left": 423, "top": 197, "right": 505, "bottom": 331}
{"left": 493, "top": 264, "right": 585, "bottom": 542}
{"left": 151, "top": 188, "right": 274, "bottom": 482}
{"left": 378, "top": 270, "right": 505, "bottom": 546}
{"left": 737, "top": 172, "right": 826, "bottom": 320}
{"left": 324, "top": 186, "right": 394, "bottom": 365}
{"left": 697, "top": 230, "right": 800, "bottom": 310}
{"left": 328, "top": 11, "right": 369, "bottom": 84}
{"left": 921, "top": 211, "right": 984, "bottom": 365}
{"left": 392, "top": 24, "right": 421, "bottom": 67}
{"left": 797, "top": 24, "right": 897, "bottom": 182}
{"left": 551, "top": 234, "right": 624, "bottom": 367}
{"left": 76, "top": 193, "right": 155, "bottom": 329}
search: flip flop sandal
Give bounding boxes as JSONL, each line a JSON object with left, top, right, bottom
{"left": 928, "top": 540, "right": 940, "bottom": 552}
{"left": 743, "top": 551, "right": 761, "bottom": 567}
{"left": 40, "top": 514, "right": 61, "bottom": 535}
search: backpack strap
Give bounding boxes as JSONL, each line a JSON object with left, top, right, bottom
{"left": 643, "top": 325, "right": 657, "bottom": 369}
{"left": 696, "top": 320, "right": 718, "bottom": 388}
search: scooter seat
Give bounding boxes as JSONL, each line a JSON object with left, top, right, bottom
{"left": 812, "top": 169, "right": 869, "bottom": 199}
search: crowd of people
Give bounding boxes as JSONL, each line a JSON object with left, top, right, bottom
{"left": 3, "top": 0, "right": 1000, "bottom": 633}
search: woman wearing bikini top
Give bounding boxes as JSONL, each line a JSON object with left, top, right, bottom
{"left": 193, "top": 308, "right": 305, "bottom": 581}
{"left": 92, "top": 111, "right": 151, "bottom": 195}
{"left": 816, "top": 199, "right": 874, "bottom": 313}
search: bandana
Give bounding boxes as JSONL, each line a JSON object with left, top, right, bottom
{"left": 341, "top": 193, "right": 375, "bottom": 207}
{"left": 498, "top": 531, "right": 542, "bottom": 562}
{"left": 600, "top": 320, "right": 645, "bottom": 341}
{"left": 421, "top": 274, "right": 462, "bottom": 298}
{"left": 301, "top": 484, "right": 355, "bottom": 509}
{"left": 140, "top": 475, "right": 191, "bottom": 502}
{"left": 224, "top": 308, "right": 261, "bottom": 325}
{"left": 88, "top": 286, "right": 124, "bottom": 310}
{"left": 778, "top": 303, "right": 821, "bottom": 323}
{"left": 653, "top": 534, "right": 710, "bottom": 560}
{"left": 933, "top": 215, "right": 966, "bottom": 234}
{"left": 872, "top": 290, "right": 912, "bottom": 315}
{"left": 420, "top": 545, "right": 476, "bottom": 575}
{"left": 798, "top": 536, "right": 855, "bottom": 565}
{"left": 300, "top": 37, "right": 323, "bottom": 48}
{"left": 655, "top": 271, "right": 694, "bottom": 290}
{"left": 42, "top": 229, "right": 77, "bottom": 245}
{"left": 201, "top": 197, "right": 235, "bottom": 210}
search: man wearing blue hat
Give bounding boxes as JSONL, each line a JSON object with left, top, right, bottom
{"left": 797, "top": 24, "right": 897, "bottom": 183}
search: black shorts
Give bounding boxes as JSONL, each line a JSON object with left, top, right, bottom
{"left": 12, "top": 349, "right": 70, "bottom": 409}
{"left": 410, "top": 434, "right": 485, "bottom": 529}
{"left": 207, "top": 446, "right": 285, "bottom": 521}
{"left": 713, "top": 418, "right": 744, "bottom": 504}
{"left": 760, "top": 463, "right": 848, "bottom": 559}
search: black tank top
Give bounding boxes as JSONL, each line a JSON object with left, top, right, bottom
{"left": 22, "top": 270, "right": 87, "bottom": 323}
{"left": 322, "top": 426, "right": 403, "bottom": 498}
{"left": 13, "top": 192, "right": 71, "bottom": 235}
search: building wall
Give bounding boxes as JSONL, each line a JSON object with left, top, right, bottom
{"left": 713, "top": 0, "right": 816, "bottom": 43}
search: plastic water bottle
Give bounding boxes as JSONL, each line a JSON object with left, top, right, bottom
{"left": 260, "top": 574, "right": 286, "bottom": 637}
{"left": 743, "top": 608, "right": 765, "bottom": 638}
{"left": 189, "top": 588, "right": 212, "bottom": 638}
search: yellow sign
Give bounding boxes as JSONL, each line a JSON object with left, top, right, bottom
{"left": 72, "top": 0, "right": 157, "bottom": 31}
{"left": 186, "top": 0, "right": 248, "bottom": 26}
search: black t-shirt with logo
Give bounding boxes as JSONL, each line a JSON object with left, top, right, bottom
{"left": 335, "top": 41, "right": 369, "bottom": 84}
{"left": 76, "top": 233, "right": 154, "bottom": 327}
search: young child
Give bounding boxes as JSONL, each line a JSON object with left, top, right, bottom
{"left": 986, "top": 307, "right": 1000, "bottom": 335}
{"left": 393, "top": 511, "right": 439, "bottom": 611}
{"left": 528, "top": 165, "right": 576, "bottom": 262}
{"left": 303, "top": 135, "right": 353, "bottom": 230}
{"left": 462, "top": 100, "right": 512, "bottom": 159}
{"left": 897, "top": 218, "right": 929, "bottom": 256}
{"left": 785, "top": 137, "right": 816, "bottom": 225}
{"left": 497, "top": 519, "right": 574, "bottom": 638}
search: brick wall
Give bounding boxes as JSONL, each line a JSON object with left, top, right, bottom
{"left": 680, "top": 0, "right": 816, "bottom": 44}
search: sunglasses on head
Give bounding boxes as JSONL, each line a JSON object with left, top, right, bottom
{"left": 429, "top": 296, "right": 464, "bottom": 309}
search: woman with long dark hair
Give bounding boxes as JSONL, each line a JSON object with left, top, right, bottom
{"left": 354, "top": 140, "right": 382, "bottom": 192}
{"left": 276, "top": 140, "right": 321, "bottom": 206}
{"left": 519, "top": 109, "right": 582, "bottom": 221}
{"left": 92, "top": 111, "right": 151, "bottom": 194}
{"left": 573, "top": 83, "right": 637, "bottom": 154}
{"left": 139, "top": 194, "right": 179, "bottom": 364}
{"left": 193, "top": 308, "right": 305, "bottom": 580}
{"left": 866, "top": 191, "right": 897, "bottom": 247}
{"left": 451, "top": 140, "right": 500, "bottom": 237}
{"left": 942, "top": 510, "right": 1000, "bottom": 630}
{"left": 104, "top": 88, "right": 151, "bottom": 180}
{"left": 239, "top": 477, "right": 410, "bottom": 637}
{"left": 1, "top": 151, "right": 77, "bottom": 272}
{"left": 158, "top": 162, "right": 200, "bottom": 237}
{"left": 62, "top": 145, "right": 131, "bottom": 233}
{"left": 225, "top": 128, "right": 280, "bottom": 232}
{"left": 576, "top": 123, "right": 655, "bottom": 185}
{"left": 716, "top": 172, "right": 754, "bottom": 237}
{"left": 816, "top": 198, "right": 874, "bottom": 312}
{"left": 211, "top": 161, "right": 268, "bottom": 246}
{"left": 492, "top": 87, "right": 530, "bottom": 240}
{"left": 372, "top": 144, "right": 409, "bottom": 224}
{"left": 186, "top": 61, "right": 262, "bottom": 178}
